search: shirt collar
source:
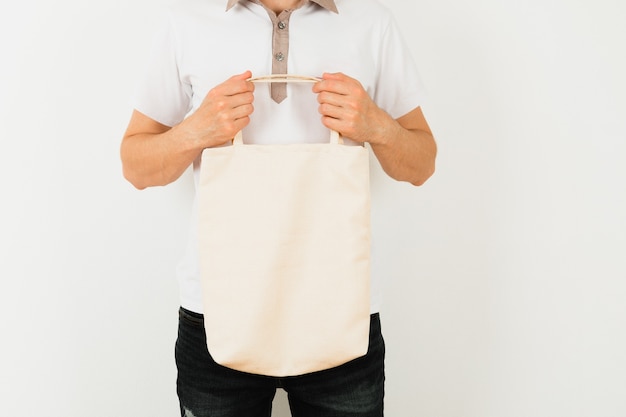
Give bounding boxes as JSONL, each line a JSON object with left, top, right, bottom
{"left": 226, "top": 0, "right": 338, "bottom": 14}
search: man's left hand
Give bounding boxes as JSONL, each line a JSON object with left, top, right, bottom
{"left": 312, "top": 72, "right": 393, "bottom": 145}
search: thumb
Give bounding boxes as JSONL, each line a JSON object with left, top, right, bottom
{"left": 232, "top": 70, "right": 252, "bottom": 81}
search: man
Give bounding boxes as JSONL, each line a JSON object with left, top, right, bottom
{"left": 121, "top": 0, "right": 436, "bottom": 415}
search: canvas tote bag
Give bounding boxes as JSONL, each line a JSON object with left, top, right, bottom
{"left": 197, "top": 75, "right": 371, "bottom": 377}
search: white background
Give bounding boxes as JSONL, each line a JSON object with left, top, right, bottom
{"left": 1, "top": 0, "right": 625, "bottom": 416}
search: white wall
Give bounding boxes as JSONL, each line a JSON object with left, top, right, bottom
{"left": 1, "top": 0, "right": 625, "bottom": 416}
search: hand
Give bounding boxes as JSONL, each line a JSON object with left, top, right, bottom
{"left": 182, "top": 71, "right": 255, "bottom": 148}
{"left": 312, "top": 72, "right": 393, "bottom": 145}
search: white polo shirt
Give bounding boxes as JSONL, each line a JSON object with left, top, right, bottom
{"left": 133, "top": 0, "right": 426, "bottom": 314}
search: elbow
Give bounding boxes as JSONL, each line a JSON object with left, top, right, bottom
{"left": 122, "top": 166, "right": 149, "bottom": 190}
{"left": 410, "top": 143, "right": 437, "bottom": 186}
{"left": 409, "top": 165, "right": 435, "bottom": 187}
{"left": 121, "top": 159, "right": 174, "bottom": 190}
{"left": 120, "top": 146, "right": 149, "bottom": 190}
{"left": 382, "top": 161, "right": 435, "bottom": 187}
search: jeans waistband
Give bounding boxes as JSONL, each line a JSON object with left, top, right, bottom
{"left": 180, "top": 306, "right": 379, "bottom": 322}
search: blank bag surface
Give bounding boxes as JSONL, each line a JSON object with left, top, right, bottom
{"left": 197, "top": 75, "right": 371, "bottom": 377}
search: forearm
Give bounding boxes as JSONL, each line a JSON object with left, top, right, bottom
{"left": 121, "top": 72, "right": 255, "bottom": 190}
{"left": 369, "top": 117, "right": 437, "bottom": 186}
{"left": 121, "top": 124, "right": 203, "bottom": 190}
{"left": 313, "top": 73, "right": 436, "bottom": 186}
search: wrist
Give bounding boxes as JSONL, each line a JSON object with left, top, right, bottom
{"left": 368, "top": 111, "right": 400, "bottom": 147}
{"left": 172, "top": 118, "right": 211, "bottom": 152}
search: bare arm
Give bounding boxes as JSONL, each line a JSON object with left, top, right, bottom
{"left": 120, "top": 71, "right": 255, "bottom": 190}
{"left": 312, "top": 72, "right": 436, "bottom": 186}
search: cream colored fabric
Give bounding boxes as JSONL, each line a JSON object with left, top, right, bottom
{"left": 197, "top": 75, "right": 371, "bottom": 376}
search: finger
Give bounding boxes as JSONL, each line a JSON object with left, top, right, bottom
{"left": 231, "top": 103, "right": 254, "bottom": 121}
{"left": 320, "top": 115, "right": 343, "bottom": 134}
{"left": 228, "top": 91, "right": 255, "bottom": 108}
{"left": 322, "top": 72, "right": 351, "bottom": 81}
{"left": 233, "top": 70, "right": 252, "bottom": 80}
{"left": 316, "top": 91, "right": 348, "bottom": 107}
{"left": 215, "top": 105, "right": 253, "bottom": 138}
{"left": 313, "top": 78, "right": 346, "bottom": 95}
{"left": 231, "top": 115, "right": 251, "bottom": 134}
{"left": 228, "top": 70, "right": 252, "bottom": 83}
{"left": 210, "top": 91, "right": 253, "bottom": 115}
{"left": 318, "top": 102, "right": 345, "bottom": 120}
{"left": 313, "top": 80, "right": 353, "bottom": 97}
{"left": 222, "top": 80, "right": 254, "bottom": 96}
{"left": 220, "top": 71, "right": 255, "bottom": 96}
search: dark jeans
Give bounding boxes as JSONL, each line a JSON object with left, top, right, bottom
{"left": 175, "top": 307, "right": 385, "bottom": 417}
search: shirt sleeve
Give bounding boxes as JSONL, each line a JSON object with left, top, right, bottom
{"left": 372, "top": 12, "right": 428, "bottom": 120}
{"left": 132, "top": 12, "right": 192, "bottom": 127}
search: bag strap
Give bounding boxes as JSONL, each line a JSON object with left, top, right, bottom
{"left": 233, "top": 74, "right": 341, "bottom": 146}
{"left": 249, "top": 74, "right": 321, "bottom": 83}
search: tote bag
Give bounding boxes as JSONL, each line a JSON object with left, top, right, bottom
{"left": 197, "top": 75, "right": 371, "bottom": 377}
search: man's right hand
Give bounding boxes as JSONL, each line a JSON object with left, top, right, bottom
{"left": 180, "top": 70, "right": 255, "bottom": 149}
{"left": 121, "top": 71, "right": 255, "bottom": 189}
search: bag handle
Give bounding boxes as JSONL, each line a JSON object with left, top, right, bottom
{"left": 249, "top": 74, "right": 321, "bottom": 83}
{"left": 233, "top": 74, "right": 342, "bottom": 145}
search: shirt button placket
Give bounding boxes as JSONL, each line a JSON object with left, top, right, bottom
{"left": 270, "top": 10, "right": 291, "bottom": 103}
